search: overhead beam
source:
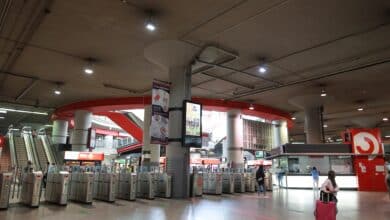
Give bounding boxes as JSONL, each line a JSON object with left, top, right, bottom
{"left": 15, "top": 79, "right": 39, "bottom": 101}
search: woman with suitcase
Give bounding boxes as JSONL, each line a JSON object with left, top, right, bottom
{"left": 315, "top": 170, "right": 339, "bottom": 220}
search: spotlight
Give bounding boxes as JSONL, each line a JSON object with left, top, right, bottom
{"left": 323, "top": 124, "right": 328, "bottom": 128}
{"left": 320, "top": 88, "right": 327, "bottom": 97}
{"left": 249, "top": 104, "right": 254, "bottom": 110}
{"left": 258, "top": 66, "right": 267, "bottom": 73}
{"left": 383, "top": 117, "right": 389, "bottom": 122}
{"left": 84, "top": 58, "right": 96, "bottom": 75}
{"left": 146, "top": 22, "right": 156, "bottom": 31}
{"left": 53, "top": 82, "right": 63, "bottom": 95}
{"left": 291, "top": 117, "right": 296, "bottom": 120}
{"left": 357, "top": 107, "right": 364, "bottom": 111}
{"left": 54, "top": 89, "right": 61, "bottom": 95}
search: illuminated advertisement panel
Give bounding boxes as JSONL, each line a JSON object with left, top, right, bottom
{"left": 183, "top": 101, "right": 202, "bottom": 148}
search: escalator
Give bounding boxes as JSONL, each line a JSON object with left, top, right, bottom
{"left": 38, "top": 134, "right": 58, "bottom": 165}
{"left": 33, "top": 137, "right": 48, "bottom": 170}
{"left": 13, "top": 136, "right": 28, "bottom": 169}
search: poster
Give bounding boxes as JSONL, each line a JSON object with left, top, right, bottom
{"left": 185, "top": 102, "right": 201, "bottom": 136}
{"left": 150, "top": 80, "right": 170, "bottom": 144}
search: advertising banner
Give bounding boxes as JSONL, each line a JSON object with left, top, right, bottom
{"left": 150, "top": 80, "right": 170, "bottom": 144}
{"left": 183, "top": 101, "right": 202, "bottom": 148}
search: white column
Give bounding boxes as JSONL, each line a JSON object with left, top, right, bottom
{"left": 272, "top": 124, "right": 281, "bottom": 147}
{"left": 304, "top": 107, "right": 322, "bottom": 144}
{"left": 70, "top": 110, "right": 92, "bottom": 151}
{"left": 280, "top": 120, "right": 289, "bottom": 144}
{"left": 52, "top": 120, "right": 68, "bottom": 144}
{"left": 226, "top": 109, "right": 244, "bottom": 169}
{"left": 166, "top": 66, "right": 191, "bottom": 198}
{"left": 142, "top": 105, "right": 160, "bottom": 170}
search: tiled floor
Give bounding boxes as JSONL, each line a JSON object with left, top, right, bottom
{"left": 1, "top": 189, "right": 389, "bottom": 220}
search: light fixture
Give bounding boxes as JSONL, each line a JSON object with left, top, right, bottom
{"left": 145, "top": 15, "right": 156, "bottom": 32}
{"left": 54, "top": 90, "right": 61, "bottom": 95}
{"left": 383, "top": 117, "right": 389, "bottom": 122}
{"left": 258, "top": 66, "right": 267, "bottom": 73}
{"left": 0, "top": 108, "right": 48, "bottom": 115}
{"left": 0, "top": 110, "right": 6, "bottom": 114}
{"left": 291, "top": 117, "right": 296, "bottom": 120}
{"left": 0, "top": 116, "right": 4, "bottom": 119}
{"left": 323, "top": 124, "right": 328, "bottom": 128}
{"left": 385, "top": 135, "right": 390, "bottom": 138}
{"left": 320, "top": 88, "right": 327, "bottom": 97}
{"left": 357, "top": 107, "right": 364, "bottom": 111}
{"left": 84, "top": 57, "right": 96, "bottom": 75}
{"left": 249, "top": 104, "right": 255, "bottom": 110}
{"left": 53, "top": 82, "right": 63, "bottom": 95}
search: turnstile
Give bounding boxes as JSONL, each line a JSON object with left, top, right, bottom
{"left": 234, "top": 173, "right": 245, "bottom": 193}
{"left": 69, "top": 172, "right": 94, "bottom": 204}
{"left": 93, "top": 173, "right": 116, "bottom": 202}
{"left": 0, "top": 173, "right": 12, "bottom": 209}
{"left": 136, "top": 172, "right": 154, "bottom": 199}
{"left": 244, "top": 173, "right": 256, "bottom": 192}
{"left": 20, "top": 171, "right": 43, "bottom": 207}
{"left": 203, "top": 173, "right": 222, "bottom": 195}
{"left": 45, "top": 172, "right": 70, "bottom": 205}
{"left": 264, "top": 172, "right": 273, "bottom": 191}
{"left": 155, "top": 173, "right": 172, "bottom": 198}
{"left": 222, "top": 173, "right": 235, "bottom": 194}
{"left": 190, "top": 173, "right": 203, "bottom": 197}
{"left": 116, "top": 173, "right": 137, "bottom": 201}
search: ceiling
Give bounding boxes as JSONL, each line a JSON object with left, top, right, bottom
{"left": 0, "top": 0, "right": 389, "bottom": 140}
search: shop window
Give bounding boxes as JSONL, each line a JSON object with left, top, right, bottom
{"left": 329, "top": 156, "right": 354, "bottom": 174}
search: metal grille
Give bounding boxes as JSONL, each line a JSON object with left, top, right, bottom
{"left": 243, "top": 119, "right": 274, "bottom": 151}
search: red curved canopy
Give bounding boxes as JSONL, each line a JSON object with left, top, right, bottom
{"left": 52, "top": 96, "right": 292, "bottom": 127}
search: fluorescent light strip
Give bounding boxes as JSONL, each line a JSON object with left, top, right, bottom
{"left": 0, "top": 116, "right": 4, "bottom": 119}
{"left": 0, "top": 108, "right": 48, "bottom": 115}
{"left": 0, "top": 110, "right": 6, "bottom": 113}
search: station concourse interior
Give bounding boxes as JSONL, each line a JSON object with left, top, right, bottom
{"left": 0, "top": 0, "right": 390, "bottom": 220}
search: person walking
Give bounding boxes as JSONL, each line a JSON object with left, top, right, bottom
{"left": 320, "top": 170, "right": 339, "bottom": 203}
{"left": 311, "top": 166, "right": 320, "bottom": 190}
{"left": 256, "top": 165, "right": 266, "bottom": 196}
{"left": 385, "top": 159, "right": 390, "bottom": 199}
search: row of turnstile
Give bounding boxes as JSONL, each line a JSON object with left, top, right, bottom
{"left": 0, "top": 171, "right": 172, "bottom": 209}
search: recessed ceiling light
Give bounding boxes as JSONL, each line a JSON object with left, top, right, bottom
{"left": 383, "top": 117, "right": 389, "bottom": 122}
{"left": 249, "top": 104, "right": 254, "bottom": 110}
{"left": 320, "top": 88, "right": 327, "bottom": 97}
{"left": 357, "top": 107, "right": 364, "bottom": 111}
{"left": 84, "top": 67, "right": 94, "bottom": 74}
{"left": 0, "top": 110, "right": 6, "bottom": 114}
{"left": 54, "top": 89, "right": 61, "bottom": 95}
{"left": 323, "top": 124, "right": 328, "bottom": 128}
{"left": 291, "top": 117, "right": 296, "bottom": 120}
{"left": 258, "top": 66, "right": 267, "bottom": 73}
{"left": 385, "top": 135, "right": 390, "bottom": 138}
{"left": 146, "top": 22, "right": 156, "bottom": 31}
{"left": 0, "top": 116, "right": 4, "bottom": 119}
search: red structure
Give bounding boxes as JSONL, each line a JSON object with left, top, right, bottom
{"left": 346, "top": 128, "right": 387, "bottom": 192}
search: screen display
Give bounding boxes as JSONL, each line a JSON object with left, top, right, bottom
{"left": 185, "top": 102, "right": 201, "bottom": 137}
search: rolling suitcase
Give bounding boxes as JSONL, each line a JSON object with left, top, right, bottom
{"left": 315, "top": 192, "right": 336, "bottom": 220}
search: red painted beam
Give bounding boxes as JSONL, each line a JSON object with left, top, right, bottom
{"left": 117, "top": 143, "right": 143, "bottom": 154}
{"left": 96, "top": 112, "right": 143, "bottom": 142}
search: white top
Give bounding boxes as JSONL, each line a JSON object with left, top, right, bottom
{"left": 321, "top": 179, "right": 339, "bottom": 195}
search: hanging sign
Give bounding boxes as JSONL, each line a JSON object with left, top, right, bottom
{"left": 150, "top": 79, "right": 170, "bottom": 145}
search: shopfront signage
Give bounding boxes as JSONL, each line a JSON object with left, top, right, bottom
{"left": 150, "top": 79, "right": 170, "bottom": 145}
{"left": 64, "top": 151, "right": 104, "bottom": 161}
{"left": 350, "top": 128, "right": 383, "bottom": 155}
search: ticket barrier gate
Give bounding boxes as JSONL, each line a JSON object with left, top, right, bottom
{"left": 190, "top": 173, "right": 203, "bottom": 197}
{"left": 203, "top": 173, "right": 222, "bottom": 195}
{"left": 69, "top": 172, "right": 94, "bottom": 204}
{"left": 264, "top": 172, "right": 273, "bottom": 191}
{"left": 234, "top": 173, "right": 245, "bottom": 193}
{"left": 45, "top": 172, "right": 70, "bottom": 205}
{"left": 136, "top": 172, "right": 154, "bottom": 199}
{"left": 116, "top": 173, "right": 137, "bottom": 201}
{"left": 154, "top": 173, "right": 172, "bottom": 198}
{"left": 244, "top": 173, "right": 256, "bottom": 192}
{"left": 20, "top": 171, "right": 43, "bottom": 207}
{"left": 222, "top": 173, "right": 234, "bottom": 194}
{"left": 0, "top": 173, "right": 12, "bottom": 209}
{"left": 93, "top": 173, "right": 117, "bottom": 202}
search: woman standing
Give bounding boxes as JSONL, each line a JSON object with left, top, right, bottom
{"left": 320, "top": 170, "right": 339, "bottom": 203}
{"left": 311, "top": 167, "right": 320, "bottom": 190}
{"left": 256, "top": 165, "right": 266, "bottom": 196}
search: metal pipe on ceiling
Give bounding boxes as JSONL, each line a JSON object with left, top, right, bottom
{"left": 228, "top": 58, "right": 390, "bottom": 100}
{"left": 199, "top": 71, "right": 254, "bottom": 89}
{"left": 15, "top": 79, "right": 39, "bottom": 101}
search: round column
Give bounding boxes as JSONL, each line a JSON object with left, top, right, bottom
{"left": 70, "top": 110, "right": 92, "bottom": 151}
{"left": 142, "top": 105, "right": 161, "bottom": 171}
{"left": 226, "top": 109, "right": 244, "bottom": 169}
{"left": 304, "top": 106, "right": 322, "bottom": 144}
{"left": 52, "top": 120, "right": 68, "bottom": 144}
{"left": 279, "top": 120, "right": 289, "bottom": 144}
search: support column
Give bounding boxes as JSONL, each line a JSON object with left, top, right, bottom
{"left": 70, "top": 110, "right": 92, "bottom": 151}
{"left": 304, "top": 106, "right": 322, "bottom": 144}
{"left": 272, "top": 124, "right": 281, "bottom": 147}
{"left": 142, "top": 105, "right": 161, "bottom": 171}
{"left": 166, "top": 66, "right": 191, "bottom": 198}
{"left": 226, "top": 109, "right": 244, "bottom": 169}
{"left": 52, "top": 120, "right": 68, "bottom": 144}
{"left": 279, "top": 120, "right": 289, "bottom": 144}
